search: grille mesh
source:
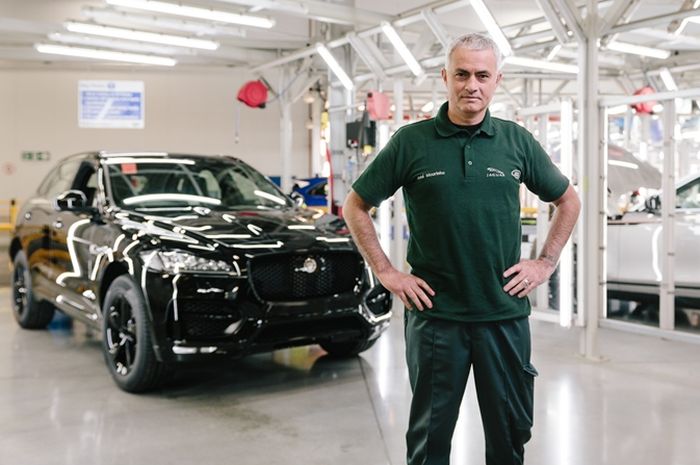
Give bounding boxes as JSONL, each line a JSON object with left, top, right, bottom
{"left": 250, "top": 252, "right": 363, "bottom": 302}
{"left": 177, "top": 300, "right": 240, "bottom": 340}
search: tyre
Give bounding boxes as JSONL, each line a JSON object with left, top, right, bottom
{"left": 102, "top": 275, "right": 167, "bottom": 392}
{"left": 11, "top": 250, "right": 55, "bottom": 329}
{"left": 320, "top": 338, "right": 376, "bottom": 358}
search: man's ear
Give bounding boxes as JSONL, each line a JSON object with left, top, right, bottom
{"left": 441, "top": 67, "right": 447, "bottom": 84}
{"left": 495, "top": 72, "right": 503, "bottom": 86}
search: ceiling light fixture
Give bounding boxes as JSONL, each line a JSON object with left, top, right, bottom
{"left": 49, "top": 32, "right": 184, "bottom": 56}
{"left": 658, "top": 67, "right": 678, "bottom": 91}
{"left": 469, "top": 0, "right": 512, "bottom": 56}
{"left": 315, "top": 43, "right": 353, "bottom": 90}
{"left": 606, "top": 40, "right": 671, "bottom": 59}
{"left": 380, "top": 22, "right": 424, "bottom": 77}
{"left": 35, "top": 43, "right": 176, "bottom": 66}
{"left": 82, "top": 7, "right": 247, "bottom": 38}
{"left": 505, "top": 56, "right": 578, "bottom": 74}
{"left": 105, "top": 0, "right": 275, "bottom": 29}
{"left": 65, "top": 21, "right": 219, "bottom": 50}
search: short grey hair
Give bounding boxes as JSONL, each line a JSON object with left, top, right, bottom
{"left": 444, "top": 33, "right": 503, "bottom": 71}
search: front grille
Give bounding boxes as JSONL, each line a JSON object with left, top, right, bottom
{"left": 249, "top": 252, "right": 363, "bottom": 302}
{"left": 176, "top": 300, "right": 241, "bottom": 340}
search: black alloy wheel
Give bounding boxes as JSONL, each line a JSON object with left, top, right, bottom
{"left": 11, "top": 250, "right": 54, "bottom": 329}
{"left": 101, "top": 275, "right": 167, "bottom": 392}
{"left": 105, "top": 295, "right": 137, "bottom": 377}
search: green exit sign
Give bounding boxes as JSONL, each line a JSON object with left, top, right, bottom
{"left": 21, "top": 151, "right": 51, "bottom": 161}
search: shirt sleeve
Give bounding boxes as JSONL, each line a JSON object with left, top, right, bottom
{"left": 351, "top": 131, "right": 407, "bottom": 207}
{"left": 522, "top": 132, "right": 570, "bottom": 202}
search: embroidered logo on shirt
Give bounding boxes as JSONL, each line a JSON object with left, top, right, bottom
{"left": 511, "top": 169, "right": 522, "bottom": 181}
{"left": 486, "top": 167, "right": 505, "bottom": 177}
{"left": 416, "top": 170, "right": 446, "bottom": 181}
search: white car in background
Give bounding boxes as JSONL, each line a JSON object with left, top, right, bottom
{"left": 607, "top": 172, "right": 700, "bottom": 323}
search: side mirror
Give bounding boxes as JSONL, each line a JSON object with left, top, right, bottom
{"left": 645, "top": 194, "right": 661, "bottom": 212}
{"left": 290, "top": 191, "right": 305, "bottom": 207}
{"left": 54, "top": 190, "right": 88, "bottom": 211}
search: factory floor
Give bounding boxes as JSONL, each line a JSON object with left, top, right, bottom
{"left": 1, "top": 287, "right": 700, "bottom": 465}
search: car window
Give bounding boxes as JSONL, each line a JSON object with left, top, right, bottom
{"left": 40, "top": 159, "right": 83, "bottom": 198}
{"left": 677, "top": 178, "right": 700, "bottom": 209}
{"left": 105, "top": 157, "right": 292, "bottom": 209}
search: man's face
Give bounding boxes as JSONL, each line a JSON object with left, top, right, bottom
{"left": 441, "top": 46, "right": 502, "bottom": 124}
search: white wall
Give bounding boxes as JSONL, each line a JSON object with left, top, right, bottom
{"left": 0, "top": 68, "right": 311, "bottom": 203}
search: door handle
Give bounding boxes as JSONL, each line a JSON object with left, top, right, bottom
{"left": 53, "top": 220, "right": 64, "bottom": 229}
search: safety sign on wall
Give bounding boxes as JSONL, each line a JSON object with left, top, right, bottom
{"left": 78, "top": 80, "right": 144, "bottom": 129}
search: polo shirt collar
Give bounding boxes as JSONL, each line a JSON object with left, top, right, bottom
{"left": 434, "top": 101, "right": 496, "bottom": 137}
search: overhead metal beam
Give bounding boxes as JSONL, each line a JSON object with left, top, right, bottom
{"left": 346, "top": 32, "right": 387, "bottom": 81}
{"left": 667, "top": 0, "right": 697, "bottom": 34}
{"left": 420, "top": 8, "right": 451, "bottom": 48}
{"left": 553, "top": 0, "right": 585, "bottom": 42}
{"left": 607, "top": 8, "right": 700, "bottom": 36}
{"left": 598, "top": 0, "right": 637, "bottom": 35}
{"left": 217, "top": 0, "right": 393, "bottom": 26}
{"left": 533, "top": 0, "right": 571, "bottom": 44}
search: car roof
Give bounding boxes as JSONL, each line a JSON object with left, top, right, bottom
{"left": 95, "top": 151, "right": 241, "bottom": 161}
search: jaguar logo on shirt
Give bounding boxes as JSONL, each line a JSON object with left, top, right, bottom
{"left": 486, "top": 167, "right": 505, "bottom": 177}
{"left": 511, "top": 169, "right": 522, "bottom": 180}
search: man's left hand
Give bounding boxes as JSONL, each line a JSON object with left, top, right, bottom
{"left": 503, "top": 258, "right": 556, "bottom": 298}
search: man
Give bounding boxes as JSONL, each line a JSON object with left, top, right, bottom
{"left": 343, "top": 33, "right": 581, "bottom": 465}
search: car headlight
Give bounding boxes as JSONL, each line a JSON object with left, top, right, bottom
{"left": 145, "top": 250, "right": 233, "bottom": 273}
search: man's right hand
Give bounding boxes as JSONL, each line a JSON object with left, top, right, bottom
{"left": 377, "top": 269, "right": 435, "bottom": 311}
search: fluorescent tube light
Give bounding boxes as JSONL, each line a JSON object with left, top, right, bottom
{"left": 49, "top": 32, "right": 184, "bottom": 56}
{"left": 105, "top": 0, "right": 275, "bottom": 29}
{"left": 608, "top": 160, "right": 639, "bottom": 169}
{"left": 658, "top": 67, "right": 678, "bottom": 91}
{"left": 35, "top": 43, "right": 176, "bottom": 66}
{"left": 606, "top": 40, "right": 671, "bottom": 59}
{"left": 469, "top": 0, "right": 512, "bottom": 56}
{"left": 420, "top": 101, "right": 434, "bottom": 113}
{"left": 65, "top": 22, "right": 218, "bottom": 50}
{"left": 505, "top": 56, "right": 578, "bottom": 74}
{"left": 82, "top": 7, "right": 246, "bottom": 38}
{"left": 315, "top": 43, "right": 354, "bottom": 90}
{"left": 380, "top": 22, "right": 424, "bottom": 77}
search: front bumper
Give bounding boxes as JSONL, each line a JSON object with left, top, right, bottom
{"left": 142, "top": 271, "right": 392, "bottom": 362}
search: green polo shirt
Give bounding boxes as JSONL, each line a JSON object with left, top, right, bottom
{"left": 352, "top": 102, "right": 569, "bottom": 322}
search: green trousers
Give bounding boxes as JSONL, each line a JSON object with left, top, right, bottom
{"left": 404, "top": 311, "right": 537, "bottom": 465}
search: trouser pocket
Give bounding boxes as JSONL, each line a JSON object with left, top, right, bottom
{"left": 511, "top": 362, "right": 538, "bottom": 449}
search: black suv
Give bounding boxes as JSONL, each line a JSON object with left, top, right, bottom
{"left": 10, "top": 152, "right": 391, "bottom": 392}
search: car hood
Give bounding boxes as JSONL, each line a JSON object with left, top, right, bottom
{"left": 113, "top": 206, "right": 354, "bottom": 253}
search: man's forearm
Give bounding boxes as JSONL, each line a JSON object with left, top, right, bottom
{"left": 539, "top": 185, "right": 581, "bottom": 266}
{"left": 343, "top": 191, "right": 395, "bottom": 276}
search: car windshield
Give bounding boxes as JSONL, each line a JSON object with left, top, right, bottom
{"left": 104, "top": 156, "right": 293, "bottom": 210}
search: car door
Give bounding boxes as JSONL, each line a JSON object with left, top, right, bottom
{"left": 674, "top": 176, "right": 700, "bottom": 293}
{"left": 51, "top": 159, "right": 105, "bottom": 319}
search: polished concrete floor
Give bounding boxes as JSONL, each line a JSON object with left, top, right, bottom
{"left": 1, "top": 288, "right": 700, "bottom": 465}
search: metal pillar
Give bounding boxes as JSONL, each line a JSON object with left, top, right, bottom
{"left": 392, "top": 79, "right": 406, "bottom": 271}
{"left": 536, "top": 115, "right": 550, "bottom": 311}
{"left": 559, "top": 99, "right": 575, "bottom": 327}
{"left": 279, "top": 67, "right": 293, "bottom": 193}
{"left": 311, "top": 96, "right": 322, "bottom": 176}
{"left": 578, "top": 4, "right": 603, "bottom": 359}
{"left": 660, "top": 101, "right": 677, "bottom": 330}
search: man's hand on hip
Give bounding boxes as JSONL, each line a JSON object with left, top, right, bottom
{"left": 377, "top": 269, "right": 435, "bottom": 311}
{"left": 502, "top": 258, "right": 556, "bottom": 298}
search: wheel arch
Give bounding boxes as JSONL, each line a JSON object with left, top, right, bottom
{"left": 99, "top": 261, "right": 130, "bottom": 311}
{"left": 9, "top": 237, "right": 22, "bottom": 263}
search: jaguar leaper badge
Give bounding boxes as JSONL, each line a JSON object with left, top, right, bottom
{"left": 296, "top": 257, "right": 318, "bottom": 274}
